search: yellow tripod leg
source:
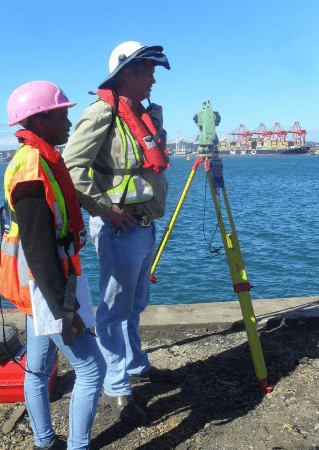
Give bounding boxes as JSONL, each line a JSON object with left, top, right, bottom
{"left": 205, "top": 158, "right": 272, "bottom": 393}
{"left": 151, "top": 157, "right": 204, "bottom": 281}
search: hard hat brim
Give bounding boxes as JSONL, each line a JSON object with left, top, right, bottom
{"left": 98, "top": 45, "right": 170, "bottom": 90}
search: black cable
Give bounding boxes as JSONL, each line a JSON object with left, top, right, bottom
{"left": 0, "top": 298, "right": 56, "bottom": 375}
{"left": 0, "top": 298, "right": 33, "bottom": 373}
{"left": 202, "top": 172, "right": 223, "bottom": 259}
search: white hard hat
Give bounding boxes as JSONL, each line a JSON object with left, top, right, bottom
{"left": 109, "top": 41, "right": 145, "bottom": 73}
{"left": 98, "top": 40, "right": 170, "bottom": 90}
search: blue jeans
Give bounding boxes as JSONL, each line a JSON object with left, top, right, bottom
{"left": 89, "top": 216, "right": 155, "bottom": 396}
{"left": 24, "top": 315, "right": 106, "bottom": 450}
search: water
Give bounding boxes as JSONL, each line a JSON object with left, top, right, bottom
{"left": 1, "top": 154, "right": 319, "bottom": 309}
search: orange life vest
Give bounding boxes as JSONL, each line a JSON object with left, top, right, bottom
{"left": 0, "top": 131, "right": 86, "bottom": 315}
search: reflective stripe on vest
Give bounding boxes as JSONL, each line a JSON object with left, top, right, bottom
{"left": 0, "top": 145, "right": 81, "bottom": 315}
{"left": 5, "top": 146, "right": 68, "bottom": 239}
{"left": 89, "top": 113, "right": 154, "bottom": 205}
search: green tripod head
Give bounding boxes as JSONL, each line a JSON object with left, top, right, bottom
{"left": 193, "top": 100, "right": 221, "bottom": 155}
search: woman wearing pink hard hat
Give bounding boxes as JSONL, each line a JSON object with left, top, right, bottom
{"left": 1, "top": 80, "right": 106, "bottom": 450}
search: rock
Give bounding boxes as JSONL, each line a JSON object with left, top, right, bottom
{"left": 171, "top": 345, "right": 180, "bottom": 353}
{"left": 299, "top": 356, "right": 310, "bottom": 365}
{"left": 185, "top": 374, "right": 202, "bottom": 387}
{"left": 2, "top": 405, "right": 26, "bottom": 435}
{"left": 257, "top": 426, "right": 269, "bottom": 441}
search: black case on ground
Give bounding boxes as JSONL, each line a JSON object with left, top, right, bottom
{"left": 0, "top": 322, "right": 22, "bottom": 362}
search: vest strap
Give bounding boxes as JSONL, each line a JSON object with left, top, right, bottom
{"left": 91, "top": 161, "right": 141, "bottom": 176}
{"left": 61, "top": 250, "right": 77, "bottom": 346}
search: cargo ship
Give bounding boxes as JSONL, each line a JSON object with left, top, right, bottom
{"left": 218, "top": 144, "right": 310, "bottom": 156}
{"left": 218, "top": 121, "right": 311, "bottom": 156}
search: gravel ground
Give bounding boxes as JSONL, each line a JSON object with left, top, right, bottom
{"left": 1, "top": 317, "right": 319, "bottom": 450}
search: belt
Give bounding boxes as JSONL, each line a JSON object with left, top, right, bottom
{"left": 122, "top": 205, "right": 152, "bottom": 227}
{"left": 123, "top": 204, "right": 145, "bottom": 214}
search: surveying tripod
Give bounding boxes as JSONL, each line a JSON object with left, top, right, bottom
{"left": 151, "top": 101, "right": 273, "bottom": 394}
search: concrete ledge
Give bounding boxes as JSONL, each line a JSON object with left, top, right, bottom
{"left": 140, "top": 296, "right": 319, "bottom": 328}
{"left": 2, "top": 296, "right": 319, "bottom": 331}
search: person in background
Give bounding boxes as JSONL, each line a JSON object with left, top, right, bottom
{"left": 63, "top": 41, "right": 172, "bottom": 425}
{"left": 0, "top": 81, "right": 106, "bottom": 450}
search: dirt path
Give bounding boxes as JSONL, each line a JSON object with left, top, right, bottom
{"left": 1, "top": 318, "right": 319, "bottom": 450}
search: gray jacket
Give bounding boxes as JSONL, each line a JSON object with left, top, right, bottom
{"left": 63, "top": 99, "right": 168, "bottom": 221}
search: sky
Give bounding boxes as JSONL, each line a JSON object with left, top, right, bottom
{"left": 0, "top": 0, "right": 318, "bottom": 150}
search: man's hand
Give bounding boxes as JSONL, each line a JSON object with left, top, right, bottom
{"left": 103, "top": 204, "right": 135, "bottom": 232}
{"left": 71, "top": 311, "right": 85, "bottom": 336}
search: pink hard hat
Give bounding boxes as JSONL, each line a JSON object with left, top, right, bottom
{"left": 7, "top": 80, "right": 76, "bottom": 126}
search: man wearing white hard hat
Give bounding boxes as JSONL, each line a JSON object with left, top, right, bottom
{"left": 63, "top": 41, "right": 171, "bottom": 425}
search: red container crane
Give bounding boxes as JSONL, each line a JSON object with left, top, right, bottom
{"left": 253, "top": 123, "right": 270, "bottom": 142}
{"left": 269, "top": 122, "right": 287, "bottom": 142}
{"left": 287, "top": 122, "right": 307, "bottom": 146}
{"left": 228, "top": 124, "right": 254, "bottom": 142}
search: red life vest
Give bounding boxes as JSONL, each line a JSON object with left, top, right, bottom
{"left": 97, "top": 89, "right": 170, "bottom": 175}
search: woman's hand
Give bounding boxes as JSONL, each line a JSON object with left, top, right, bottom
{"left": 71, "top": 311, "right": 86, "bottom": 335}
